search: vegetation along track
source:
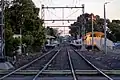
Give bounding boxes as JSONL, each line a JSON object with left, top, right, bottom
{"left": 0, "top": 47, "right": 61, "bottom": 80}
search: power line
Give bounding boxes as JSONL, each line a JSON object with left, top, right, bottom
{"left": 47, "top": 9, "right": 61, "bottom": 18}
{"left": 66, "top": 9, "right": 80, "bottom": 18}
{"left": 75, "top": 0, "right": 78, "bottom": 5}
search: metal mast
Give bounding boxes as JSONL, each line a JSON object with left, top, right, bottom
{"left": 0, "top": 0, "right": 5, "bottom": 59}
{"left": 41, "top": 5, "right": 84, "bottom": 36}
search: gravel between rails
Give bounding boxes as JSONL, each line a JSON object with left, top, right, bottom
{"left": 69, "top": 49, "right": 94, "bottom": 70}
{"left": 14, "top": 52, "right": 44, "bottom": 69}
{"left": 47, "top": 46, "right": 70, "bottom": 70}
{"left": 13, "top": 46, "right": 60, "bottom": 69}
{"left": 76, "top": 50, "right": 112, "bottom": 70}
{"left": 24, "top": 51, "right": 57, "bottom": 70}
{"left": 72, "top": 47, "right": 120, "bottom": 70}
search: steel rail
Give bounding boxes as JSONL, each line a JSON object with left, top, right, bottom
{"left": 0, "top": 49, "right": 55, "bottom": 80}
{"left": 32, "top": 48, "right": 61, "bottom": 80}
{"left": 73, "top": 49, "right": 113, "bottom": 80}
{"left": 67, "top": 49, "right": 77, "bottom": 80}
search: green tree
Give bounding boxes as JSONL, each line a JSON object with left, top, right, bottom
{"left": 69, "top": 13, "right": 116, "bottom": 41}
{"left": 5, "top": 0, "right": 45, "bottom": 56}
{"left": 108, "top": 20, "right": 120, "bottom": 41}
{"left": 46, "top": 27, "right": 59, "bottom": 37}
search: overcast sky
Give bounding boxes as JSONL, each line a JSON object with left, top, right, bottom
{"left": 32, "top": 0, "right": 120, "bottom": 35}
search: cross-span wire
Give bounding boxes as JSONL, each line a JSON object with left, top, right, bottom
{"left": 66, "top": 9, "right": 80, "bottom": 18}
{"left": 47, "top": 9, "right": 61, "bottom": 18}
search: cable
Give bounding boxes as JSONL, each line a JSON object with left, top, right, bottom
{"left": 66, "top": 9, "right": 80, "bottom": 18}
{"left": 73, "top": 0, "right": 75, "bottom": 5}
{"left": 47, "top": 9, "right": 61, "bottom": 18}
{"left": 67, "top": 0, "right": 81, "bottom": 19}
{"left": 75, "top": 0, "right": 78, "bottom": 5}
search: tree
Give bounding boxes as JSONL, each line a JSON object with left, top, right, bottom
{"left": 108, "top": 20, "right": 120, "bottom": 41}
{"left": 46, "top": 27, "right": 59, "bottom": 37}
{"left": 5, "top": 0, "right": 45, "bottom": 56}
{"left": 69, "top": 13, "right": 116, "bottom": 41}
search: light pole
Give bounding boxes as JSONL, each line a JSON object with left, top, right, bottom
{"left": 104, "top": 2, "right": 109, "bottom": 54}
{"left": 0, "top": 0, "right": 14, "bottom": 69}
{"left": 91, "top": 13, "right": 94, "bottom": 51}
{"left": 80, "top": 4, "right": 87, "bottom": 51}
{"left": 0, "top": 0, "right": 4, "bottom": 58}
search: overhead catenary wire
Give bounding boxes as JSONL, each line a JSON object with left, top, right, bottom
{"left": 72, "top": 0, "right": 75, "bottom": 5}
{"left": 75, "top": 0, "right": 78, "bottom": 5}
{"left": 66, "top": 0, "right": 80, "bottom": 23}
{"left": 66, "top": 9, "right": 80, "bottom": 18}
{"left": 67, "top": 0, "right": 81, "bottom": 18}
{"left": 47, "top": 9, "right": 61, "bottom": 19}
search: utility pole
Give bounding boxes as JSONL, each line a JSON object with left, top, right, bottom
{"left": 20, "top": 27, "right": 22, "bottom": 54}
{"left": 0, "top": 0, "right": 14, "bottom": 69}
{"left": 0, "top": 0, "right": 5, "bottom": 59}
{"left": 80, "top": 4, "right": 87, "bottom": 51}
{"left": 62, "top": 8, "right": 65, "bottom": 35}
{"left": 104, "top": 2, "right": 109, "bottom": 54}
{"left": 78, "top": 25, "right": 80, "bottom": 39}
{"left": 91, "top": 13, "right": 94, "bottom": 51}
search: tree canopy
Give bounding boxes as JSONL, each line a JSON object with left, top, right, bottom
{"left": 5, "top": 0, "right": 45, "bottom": 56}
{"left": 69, "top": 13, "right": 117, "bottom": 42}
{"left": 46, "top": 27, "right": 59, "bottom": 37}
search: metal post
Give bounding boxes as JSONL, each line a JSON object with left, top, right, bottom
{"left": 0, "top": 0, "right": 4, "bottom": 58}
{"left": 0, "top": 0, "right": 14, "bottom": 69}
{"left": 41, "top": 4, "right": 44, "bottom": 20}
{"left": 62, "top": 8, "right": 65, "bottom": 35}
{"left": 20, "top": 27, "right": 22, "bottom": 54}
{"left": 91, "top": 14, "right": 94, "bottom": 51}
{"left": 78, "top": 25, "right": 80, "bottom": 39}
{"left": 104, "top": 2, "right": 109, "bottom": 54}
{"left": 82, "top": 4, "right": 85, "bottom": 46}
{"left": 80, "top": 4, "right": 87, "bottom": 51}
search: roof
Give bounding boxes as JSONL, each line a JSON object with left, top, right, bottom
{"left": 86, "top": 32, "right": 104, "bottom": 37}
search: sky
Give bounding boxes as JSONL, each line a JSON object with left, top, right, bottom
{"left": 32, "top": 0, "right": 120, "bottom": 36}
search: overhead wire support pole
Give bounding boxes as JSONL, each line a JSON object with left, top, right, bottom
{"left": 82, "top": 4, "right": 85, "bottom": 46}
{"left": 91, "top": 14, "right": 94, "bottom": 51}
{"left": 0, "top": 0, "right": 5, "bottom": 58}
{"left": 62, "top": 8, "right": 65, "bottom": 35}
{"left": 80, "top": 4, "right": 87, "bottom": 51}
{"left": 104, "top": 2, "right": 109, "bottom": 54}
{"left": 0, "top": 0, "right": 14, "bottom": 70}
{"left": 41, "top": 4, "right": 45, "bottom": 20}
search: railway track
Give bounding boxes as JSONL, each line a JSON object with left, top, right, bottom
{"left": 46, "top": 46, "right": 70, "bottom": 70}
{"left": 67, "top": 47, "right": 114, "bottom": 80}
{"left": 0, "top": 47, "right": 61, "bottom": 80}
{"left": 0, "top": 44, "right": 117, "bottom": 80}
{"left": 67, "top": 48, "right": 77, "bottom": 80}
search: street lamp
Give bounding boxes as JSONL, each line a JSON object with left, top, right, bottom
{"left": 80, "top": 4, "right": 87, "bottom": 51}
{"left": 104, "top": 2, "right": 110, "bottom": 54}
